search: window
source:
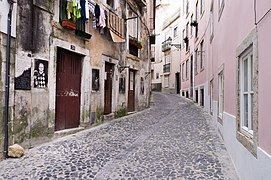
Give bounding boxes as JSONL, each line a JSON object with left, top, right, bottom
{"left": 119, "top": 77, "right": 126, "bottom": 94}
{"left": 106, "top": 0, "right": 114, "bottom": 8}
{"left": 210, "top": 79, "right": 214, "bottom": 114}
{"left": 210, "top": 3, "right": 214, "bottom": 41}
{"left": 218, "top": 71, "right": 224, "bottom": 119}
{"left": 59, "top": 0, "right": 88, "bottom": 36}
{"left": 156, "top": 73, "right": 159, "bottom": 79}
{"left": 182, "top": 29, "right": 185, "bottom": 48}
{"left": 92, "top": 69, "right": 100, "bottom": 91}
{"left": 195, "top": 1, "right": 199, "bottom": 21}
{"left": 186, "top": 0, "right": 189, "bottom": 15}
{"left": 140, "top": 77, "right": 144, "bottom": 95}
{"left": 200, "top": 40, "right": 204, "bottom": 69}
{"left": 200, "top": 0, "right": 204, "bottom": 15}
{"left": 236, "top": 28, "right": 258, "bottom": 156}
{"left": 182, "top": 63, "right": 185, "bottom": 81}
{"left": 185, "top": 23, "right": 189, "bottom": 51}
{"left": 186, "top": 22, "right": 189, "bottom": 37}
{"left": 190, "top": 14, "right": 193, "bottom": 36}
{"left": 218, "top": 0, "right": 225, "bottom": 20}
{"left": 219, "top": 0, "right": 224, "bottom": 9}
{"left": 186, "top": 59, "right": 189, "bottom": 80}
{"left": 195, "top": 49, "right": 198, "bottom": 74}
{"left": 128, "top": 9, "right": 140, "bottom": 57}
{"left": 173, "top": 27, "right": 178, "bottom": 38}
{"left": 239, "top": 46, "right": 254, "bottom": 135}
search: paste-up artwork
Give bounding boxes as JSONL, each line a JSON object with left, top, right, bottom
{"left": 119, "top": 77, "right": 126, "bottom": 94}
{"left": 34, "top": 59, "right": 48, "bottom": 88}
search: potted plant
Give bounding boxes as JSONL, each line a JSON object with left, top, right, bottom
{"left": 137, "top": 40, "right": 142, "bottom": 49}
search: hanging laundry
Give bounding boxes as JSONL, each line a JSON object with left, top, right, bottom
{"left": 73, "top": 0, "right": 81, "bottom": 19}
{"left": 81, "top": 0, "right": 86, "bottom": 23}
{"left": 66, "top": 1, "right": 73, "bottom": 20}
{"left": 94, "top": 3, "right": 100, "bottom": 24}
{"left": 85, "top": 0, "right": 90, "bottom": 20}
{"left": 92, "top": 15, "right": 97, "bottom": 29}
{"left": 99, "top": 6, "right": 106, "bottom": 28}
{"left": 89, "top": 1, "right": 95, "bottom": 16}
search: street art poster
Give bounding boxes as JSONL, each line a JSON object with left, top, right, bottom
{"left": 34, "top": 59, "right": 48, "bottom": 88}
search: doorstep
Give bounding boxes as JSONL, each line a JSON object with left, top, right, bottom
{"left": 53, "top": 127, "right": 85, "bottom": 139}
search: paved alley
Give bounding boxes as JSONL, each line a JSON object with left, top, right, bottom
{"left": 0, "top": 93, "right": 238, "bottom": 179}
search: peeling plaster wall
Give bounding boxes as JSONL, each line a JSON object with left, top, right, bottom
{"left": 0, "top": 33, "right": 16, "bottom": 160}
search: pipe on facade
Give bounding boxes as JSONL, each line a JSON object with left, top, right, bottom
{"left": 4, "top": 0, "right": 15, "bottom": 160}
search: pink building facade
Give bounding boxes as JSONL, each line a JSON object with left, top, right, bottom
{"left": 180, "top": 0, "right": 271, "bottom": 179}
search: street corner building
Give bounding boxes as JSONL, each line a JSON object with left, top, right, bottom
{"left": 0, "top": 0, "right": 153, "bottom": 160}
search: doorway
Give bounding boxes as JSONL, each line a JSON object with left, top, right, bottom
{"left": 128, "top": 69, "right": 135, "bottom": 112}
{"left": 55, "top": 48, "right": 82, "bottom": 131}
{"left": 176, "top": 72, "right": 180, "bottom": 94}
{"left": 190, "top": 55, "right": 193, "bottom": 99}
{"left": 104, "top": 62, "right": 114, "bottom": 115}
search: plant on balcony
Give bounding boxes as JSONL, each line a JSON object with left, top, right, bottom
{"left": 129, "top": 37, "right": 142, "bottom": 49}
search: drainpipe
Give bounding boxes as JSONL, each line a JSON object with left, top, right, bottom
{"left": 4, "top": 0, "right": 15, "bottom": 160}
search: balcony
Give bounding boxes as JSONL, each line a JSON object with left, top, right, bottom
{"left": 163, "top": 63, "right": 170, "bottom": 73}
{"left": 162, "top": 37, "right": 172, "bottom": 52}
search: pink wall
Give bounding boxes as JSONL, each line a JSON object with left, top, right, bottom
{"left": 257, "top": 1, "right": 271, "bottom": 155}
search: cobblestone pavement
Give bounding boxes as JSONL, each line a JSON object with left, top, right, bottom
{"left": 0, "top": 92, "right": 238, "bottom": 179}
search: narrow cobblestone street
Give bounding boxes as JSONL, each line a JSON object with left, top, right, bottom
{"left": 0, "top": 93, "right": 238, "bottom": 179}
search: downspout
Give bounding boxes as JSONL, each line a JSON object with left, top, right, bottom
{"left": 4, "top": 0, "right": 15, "bottom": 159}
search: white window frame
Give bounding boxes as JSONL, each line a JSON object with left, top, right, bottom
{"left": 173, "top": 26, "right": 178, "bottom": 38}
{"left": 190, "top": 14, "right": 193, "bottom": 36}
{"left": 200, "top": 0, "right": 204, "bottom": 15}
{"left": 239, "top": 46, "right": 254, "bottom": 135}
{"left": 218, "top": 71, "right": 224, "bottom": 119}
{"left": 186, "top": 59, "right": 189, "bottom": 80}
{"left": 210, "top": 3, "right": 214, "bottom": 41}
{"left": 182, "top": 63, "right": 185, "bottom": 81}
{"left": 200, "top": 40, "right": 204, "bottom": 69}
{"left": 195, "top": 49, "right": 198, "bottom": 74}
{"left": 182, "top": 29, "right": 185, "bottom": 48}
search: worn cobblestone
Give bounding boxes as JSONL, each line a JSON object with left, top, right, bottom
{"left": 0, "top": 92, "right": 238, "bottom": 179}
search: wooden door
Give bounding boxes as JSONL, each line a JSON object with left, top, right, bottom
{"left": 128, "top": 70, "right": 135, "bottom": 112}
{"left": 55, "top": 48, "right": 82, "bottom": 131}
{"left": 104, "top": 63, "right": 114, "bottom": 115}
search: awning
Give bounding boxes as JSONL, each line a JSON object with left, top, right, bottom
{"left": 109, "top": 30, "right": 125, "bottom": 43}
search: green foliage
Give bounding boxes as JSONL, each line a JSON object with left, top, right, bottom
{"left": 114, "top": 108, "right": 127, "bottom": 118}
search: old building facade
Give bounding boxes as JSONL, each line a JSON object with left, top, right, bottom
{"left": 179, "top": 0, "right": 271, "bottom": 179}
{"left": 0, "top": 0, "right": 152, "bottom": 160}
{"left": 151, "top": 0, "right": 181, "bottom": 93}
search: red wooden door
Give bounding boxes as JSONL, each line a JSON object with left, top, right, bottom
{"left": 55, "top": 48, "right": 82, "bottom": 131}
{"left": 128, "top": 70, "right": 135, "bottom": 112}
{"left": 104, "top": 63, "right": 114, "bottom": 115}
